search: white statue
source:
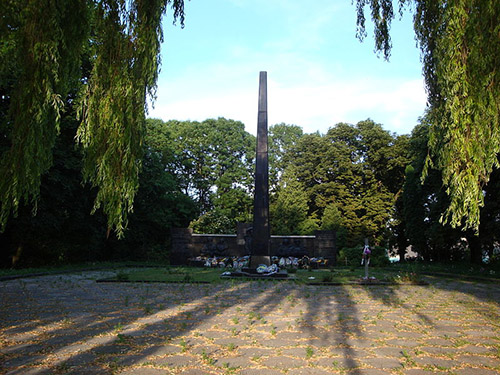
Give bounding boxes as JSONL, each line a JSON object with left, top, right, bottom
{"left": 361, "top": 244, "right": 371, "bottom": 279}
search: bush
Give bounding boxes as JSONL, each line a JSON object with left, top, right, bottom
{"left": 338, "top": 245, "right": 390, "bottom": 267}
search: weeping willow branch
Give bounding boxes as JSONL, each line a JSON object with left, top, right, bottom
{"left": 1, "top": 0, "right": 185, "bottom": 237}
{"left": 76, "top": 0, "right": 184, "bottom": 237}
{"left": 355, "top": 0, "right": 500, "bottom": 232}
{"left": 0, "top": 0, "right": 88, "bottom": 230}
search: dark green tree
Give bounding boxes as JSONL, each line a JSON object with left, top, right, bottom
{"left": 268, "top": 123, "right": 303, "bottom": 194}
{"left": 0, "top": 111, "right": 197, "bottom": 267}
{"left": 0, "top": 114, "right": 107, "bottom": 267}
{"left": 386, "top": 134, "right": 411, "bottom": 261}
{"left": 476, "top": 167, "right": 500, "bottom": 264}
{"left": 402, "top": 122, "right": 465, "bottom": 262}
{"left": 355, "top": 0, "right": 500, "bottom": 232}
{"left": 283, "top": 120, "right": 406, "bottom": 247}
{"left": 270, "top": 171, "right": 318, "bottom": 235}
{"left": 146, "top": 118, "right": 255, "bottom": 234}
{"left": 108, "top": 148, "right": 197, "bottom": 261}
{"left": 0, "top": 0, "right": 186, "bottom": 237}
{"left": 320, "top": 203, "right": 347, "bottom": 249}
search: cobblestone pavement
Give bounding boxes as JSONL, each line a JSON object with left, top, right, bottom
{"left": 0, "top": 271, "right": 499, "bottom": 375}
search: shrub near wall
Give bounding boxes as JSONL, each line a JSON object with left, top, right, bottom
{"left": 338, "top": 246, "right": 390, "bottom": 267}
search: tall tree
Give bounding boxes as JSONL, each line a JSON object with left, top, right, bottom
{"left": 268, "top": 123, "right": 303, "bottom": 194}
{"left": 109, "top": 147, "right": 197, "bottom": 261}
{"left": 355, "top": 0, "right": 500, "bottom": 232}
{"left": 283, "top": 121, "right": 406, "bottom": 246}
{"left": 146, "top": 118, "right": 255, "bottom": 234}
{"left": 0, "top": 0, "right": 186, "bottom": 237}
{"left": 270, "top": 171, "right": 318, "bottom": 235}
{"left": 1, "top": 104, "right": 197, "bottom": 267}
{"left": 402, "top": 122, "right": 465, "bottom": 262}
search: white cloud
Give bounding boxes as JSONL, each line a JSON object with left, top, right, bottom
{"left": 150, "top": 0, "right": 426, "bottom": 136}
{"left": 149, "top": 71, "right": 426, "bottom": 135}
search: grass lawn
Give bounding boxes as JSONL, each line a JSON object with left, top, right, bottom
{"left": 2, "top": 261, "right": 498, "bottom": 284}
{"left": 115, "top": 267, "right": 223, "bottom": 283}
{"left": 0, "top": 261, "right": 167, "bottom": 279}
{"left": 110, "top": 266, "right": 425, "bottom": 284}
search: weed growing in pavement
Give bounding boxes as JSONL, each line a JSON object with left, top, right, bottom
{"left": 251, "top": 355, "right": 262, "bottom": 363}
{"left": 401, "top": 350, "right": 417, "bottom": 367}
{"left": 414, "top": 348, "right": 424, "bottom": 356}
{"left": 180, "top": 338, "right": 188, "bottom": 352}
{"left": 306, "top": 346, "right": 314, "bottom": 359}
{"left": 450, "top": 337, "right": 470, "bottom": 347}
{"left": 201, "top": 349, "right": 216, "bottom": 365}
{"left": 116, "top": 333, "right": 130, "bottom": 344}
{"left": 222, "top": 362, "right": 239, "bottom": 374}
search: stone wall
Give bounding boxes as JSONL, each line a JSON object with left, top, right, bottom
{"left": 170, "top": 227, "right": 336, "bottom": 265}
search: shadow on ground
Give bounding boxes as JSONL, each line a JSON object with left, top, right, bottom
{"left": 0, "top": 270, "right": 499, "bottom": 374}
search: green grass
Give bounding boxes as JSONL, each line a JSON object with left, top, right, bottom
{"left": 106, "top": 266, "right": 426, "bottom": 284}
{"left": 387, "top": 261, "right": 500, "bottom": 282}
{"left": 3, "top": 261, "right": 498, "bottom": 284}
{"left": 114, "top": 267, "right": 223, "bottom": 283}
{"left": 0, "top": 261, "right": 168, "bottom": 278}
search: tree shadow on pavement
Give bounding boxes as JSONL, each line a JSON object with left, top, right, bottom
{"left": 0, "top": 273, "right": 290, "bottom": 374}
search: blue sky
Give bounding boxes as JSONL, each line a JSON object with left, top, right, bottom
{"left": 149, "top": 0, "right": 427, "bottom": 135}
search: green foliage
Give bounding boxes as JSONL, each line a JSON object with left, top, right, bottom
{"left": 0, "top": 115, "right": 108, "bottom": 267}
{"left": 320, "top": 203, "right": 343, "bottom": 231}
{"left": 76, "top": 0, "right": 169, "bottom": 237}
{"left": 338, "top": 247, "right": 361, "bottom": 267}
{"left": 0, "top": 0, "right": 89, "bottom": 231}
{"left": 0, "top": 1, "right": 186, "bottom": 237}
{"left": 268, "top": 123, "right": 303, "bottom": 194}
{"left": 421, "top": 1, "right": 500, "bottom": 232}
{"left": 148, "top": 118, "right": 255, "bottom": 232}
{"left": 402, "top": 122, "right": 468, "bottom": 262}
{"left": 270, "top": 171, "right": 317, "bottom": 235}
{"left": 108, "top": 148, "right": 197, "bottom": 261}
{"left": 190, "top": 209, "right": 235, "bottom": 235}
{"left": 281, "top": 120, "right": 407, "bottom": 246}
{"left": 338, "top": 246, "right": 389, "bottom": 267}
{"left": 355, "top": 0, "right": 500, "bottom": 232}
{"left": 297, "top": 216, "right": 320, "bottom": 235}
{"left": 0, "top": 107, "right": 195, "bottom": 267}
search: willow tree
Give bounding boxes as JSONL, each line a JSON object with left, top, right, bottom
{"left": 355, "top": 0, "right": 500, "bottom": 232}
{"left": 0, "top": 0, "right": 185, "bottom": 236}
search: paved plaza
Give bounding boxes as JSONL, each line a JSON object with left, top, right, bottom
{"left": 0, "top": 271, "right": 499, "bottom": 374}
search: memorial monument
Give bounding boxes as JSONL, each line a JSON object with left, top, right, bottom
{"left": 172, "top": 72, "right": 336, "bottom": 272}
{"left": 249, "top": 71, "right": 271, "bottom": 268}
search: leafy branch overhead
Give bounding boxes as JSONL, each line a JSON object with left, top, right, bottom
{"left": 355, "top": 0, "right": 500, "bottom": 232}
{"left": 0, "top": 0, "right": 186, "bottom": 237}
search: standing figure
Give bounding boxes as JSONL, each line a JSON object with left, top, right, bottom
{"left": 361, "top": 244, "right": 371, "bottom": 279}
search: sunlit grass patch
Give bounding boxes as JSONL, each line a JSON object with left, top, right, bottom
{"left": 112, "top": 267, "right": 222, "bottom": 283}
{"left": 103, "top": 266, "right": 429, "bottom": 284}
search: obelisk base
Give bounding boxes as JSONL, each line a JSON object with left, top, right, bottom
{"left": 249, "top": 255, "right": 271, "bottom": 268}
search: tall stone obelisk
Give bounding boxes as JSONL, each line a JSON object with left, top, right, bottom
{"left": 250, "top": 71, "right": 271, "bottom": 267}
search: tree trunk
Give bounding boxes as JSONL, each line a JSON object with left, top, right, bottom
{"left": 466, "top": 233, "right": 483, "bottom": 264}
{"left": 398, "top": 246, "right": 406, "bottom": 262}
